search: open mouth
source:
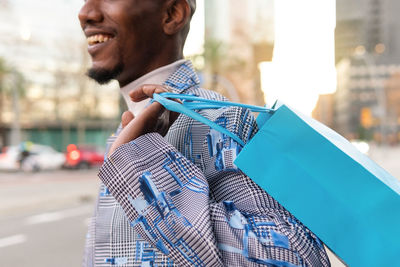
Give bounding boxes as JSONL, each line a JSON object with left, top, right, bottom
{"left": 87, "top": 34, "right": 115, "bottom": 46}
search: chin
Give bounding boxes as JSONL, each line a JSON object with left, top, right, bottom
{"left": 87, "top": 63, "right": 123, "bottom": 85}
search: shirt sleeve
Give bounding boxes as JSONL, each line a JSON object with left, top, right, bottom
{"left": 98, "top": 106, "right": 330, "bottom": 267}
{"left": 99, "top": 132, "right": 223, "bottom": 266}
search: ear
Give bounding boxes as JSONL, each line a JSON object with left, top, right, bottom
{"left": 162, "top": 0, "right": 191, "bottom": 35}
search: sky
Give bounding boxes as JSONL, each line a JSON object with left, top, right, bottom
{"left": 260, "top": 0, "right": 337, "bottom": 115}
{"left": 11, "top": 0, "right": 83, "bottom": 42}
{"left": 184, "top": 0, "right": 205, "bottom": 56}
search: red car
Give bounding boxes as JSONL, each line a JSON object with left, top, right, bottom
{"left": 64, "top": 144, "right": 104, "bottom": 169}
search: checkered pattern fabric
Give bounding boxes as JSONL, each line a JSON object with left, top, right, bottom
{"left": 82, "top": 61, "right": 331, "bottom": 267}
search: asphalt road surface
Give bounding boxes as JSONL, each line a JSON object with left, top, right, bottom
{"left": 0, "top": 169, "right": 99, "bottom": 267}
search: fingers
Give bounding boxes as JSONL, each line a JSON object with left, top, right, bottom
{"left": 108, "top": 104, "right": 162, "bottom": 157}
{"left": 121, "top": 111, "right": 134, "bottom": 128}
{"left": 141, "top": 101, "right": 166, "bottom": 121}
{"left": 130, "top": 84, "right": 169, "bottom": 102}
{"left": 127, "top": 84, "right": 181, "bottom": 138}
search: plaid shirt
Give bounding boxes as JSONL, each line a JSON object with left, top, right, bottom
{"left": 83, "top": 61, "right": 331, "bottom": 267}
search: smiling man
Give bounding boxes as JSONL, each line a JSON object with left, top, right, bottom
{"left": 79, "top": 0, "right": 330, "bottom": 266}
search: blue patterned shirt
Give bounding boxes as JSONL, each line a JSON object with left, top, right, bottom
{"left": 82, "top": 61, "right": 331, "bottom": 267}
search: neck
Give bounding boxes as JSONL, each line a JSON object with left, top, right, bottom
{"left": 118, "top": 45, "right": 183, "bottom": 88}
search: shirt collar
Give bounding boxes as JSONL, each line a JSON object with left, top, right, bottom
{"left": 120, "top": 59, "right": 186, "bottom": 116}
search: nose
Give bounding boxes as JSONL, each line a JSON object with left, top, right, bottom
{"left": 78, "top": 0, "right": 103, "bottom": 28}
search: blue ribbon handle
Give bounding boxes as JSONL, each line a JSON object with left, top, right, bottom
{"left": 157, "top": 93, "right": 272, "bottom": 113}
{"left": 152, "top": 93, "right": 274, "bottom": 147}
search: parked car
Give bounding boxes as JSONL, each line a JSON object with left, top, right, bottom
{"left": 0, "top": 144, "right": 66, "bottom": 172}
{"left": 0, "top": 146, "right": 19, "bottom": 171}
{"left": 64, "top": 144, "right": 104, "bottom": 169}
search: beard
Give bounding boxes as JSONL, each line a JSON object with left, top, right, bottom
{"left": 87, "top": 63, "right": 123, "bottom": 85}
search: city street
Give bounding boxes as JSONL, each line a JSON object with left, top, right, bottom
{"left": 0, "top": 145, "right": 398, "bottom": 267}
{"left": 0, "top": 169, "right": 99, "bottom": 267}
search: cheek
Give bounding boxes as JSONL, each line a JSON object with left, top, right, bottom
{"left": 119, "top": 21, "right": 162, "bottom": 56}
{"left": 110, "top": 5, "right": 164, "bottom": 60}
{"left": 90, "top": 41, "right": 122, "bottom": 70}
{"left": 121, "top": 6, "right": 164, "bottom": 39}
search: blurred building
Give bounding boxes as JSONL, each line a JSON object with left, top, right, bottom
{"left": 203, "top": 0, "right": 274, "bottom": 105}
{"left": 325, "top": 0, "right": 400, "bottom": 143}
{"left": 312, "top": 94, "right": 335, "bottom": 129}
{"left": 0, "top": 0, "right": 120, "bottom": 150}
{"left": 384, "top": 72, "right": 400, "bottom": 142}
{"left": 325, "top": 57, "right": 400, "bottom": 142}
{"left": 335, "top": 0, "right": 400, "bottom": 64}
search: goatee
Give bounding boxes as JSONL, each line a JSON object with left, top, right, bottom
{"left": 87, "top": 63, "right": 123, "bottom": 85}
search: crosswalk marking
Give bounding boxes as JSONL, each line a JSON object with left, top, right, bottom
{"left": 0, "top": 234, "right": 27, "bottom": 248}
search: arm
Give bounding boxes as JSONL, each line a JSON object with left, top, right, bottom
{"left": 99, "top": 84, "right": 223, "bottom": 266}
{"left": 99, "top": 132, "right": 223, "bottom": 266}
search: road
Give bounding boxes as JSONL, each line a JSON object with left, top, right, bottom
{"left": 0, "top": 169, "right": 99, "bottom": 267}
{"left": 0, "top": 205, "right": 93, "bottom": 267}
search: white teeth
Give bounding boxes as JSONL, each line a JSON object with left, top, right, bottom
{"left": 87, "top": 34, "right": 113, "bottom": 45}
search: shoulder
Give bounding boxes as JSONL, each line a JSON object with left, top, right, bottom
{"left": 184, "top": 86, "right": 227, "bottom": 101}
{"left": 183, "top": 86, "right": 258, "bottom": 144}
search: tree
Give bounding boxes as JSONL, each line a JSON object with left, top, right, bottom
{"left": 0, "top": 57, "right": 26, "bottom": 146}
{"left": 187, "top": 39, "right": 243, "bottom": 101}
{"left": 0, "top": 57, "right": 9, "bottom": 125}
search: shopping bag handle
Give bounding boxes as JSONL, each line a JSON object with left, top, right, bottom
{"left": 152, "top": 93, "right": 274, "bottom": 146}
{"left": 156, "top": 93, "right": 274, "bottom": 113}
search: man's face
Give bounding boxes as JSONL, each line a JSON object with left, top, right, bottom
{"left": 79, "top": 0, "right": 164, "bottom": 85}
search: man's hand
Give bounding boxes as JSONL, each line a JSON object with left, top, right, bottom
{"left": 108, "top": 84, "right": 179, "bottom": 157}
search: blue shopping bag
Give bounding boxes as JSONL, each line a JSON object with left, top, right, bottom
{"left": 153, "top": 93, "right": 400, "bottom": 267}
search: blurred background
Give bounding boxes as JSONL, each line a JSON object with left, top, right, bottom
{"left": 0, "top": 0, "right": 399, "bottom": 266}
